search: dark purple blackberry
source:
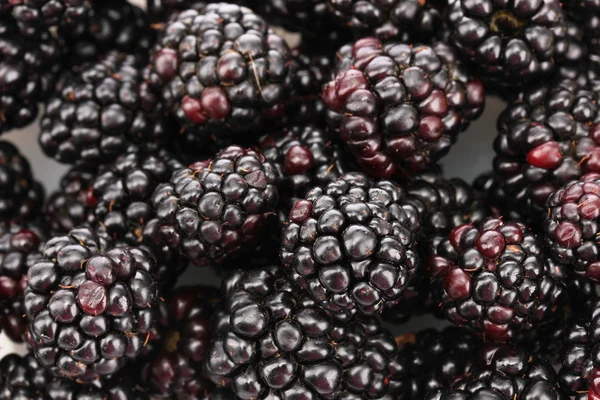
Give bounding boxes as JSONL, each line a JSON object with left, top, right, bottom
{"left": 544, "top": 175, "right": 600, "bottom": 282}
{"left": 24, "top": 227, "right": 160, "bottom": 381}
{"left": 148, "top": 4, "right": 293, "bottom": 144}
{"left": 205, "top": 265, "right": 403, "bottom": 399}
{"left": 0, "top": 221, "right": 45, "bottom": 342}
{"left": 473, "top": 171, "right": 529, "bottom": 223}
{"left": 44, "top": 166, "right": 97, "bottom": 234}
{"left": 152, "top": 145, "right": 279, "bottom": 266}
{"left": 394, "top": 327, "right": 482, "bottom": 399}
{"left": 493, "top": 70, "right": 600, "bottom": 217}
{"left": 280, "top": 172, "right": 422, "bottom": 320}
{"left": 428, "top": 217, "right": 567, "bottom": 343}
{"left": 146, "top": 0, "right": 211, "bottom": 20}
{"left": 3, "top": 0, "right": 92, "bottom": 37}
{"left": 39, "top": 51, "right": 170, "bottom": 166}
{"left": 0, "top": 141, "right": 45, "bottom": 223}
{"left": 142, "top": 285, "right": 222, "bottom": 399}
{"left": 254, "top": 0, "right": 329, "bottom": 35}
{"left": 425, "top": 343, "right": 568, "bottom": 400}
{"left": 0, "top": 16, "right": 63, "bottom": 134}
{"left": 447, "top": 0, "right": 567, "bottom": 84}
{"left": 260, "top": 124, "right": 350, "bottom": 215}
{"left": 322, "top": 37, "right": 485, "bottom": 178}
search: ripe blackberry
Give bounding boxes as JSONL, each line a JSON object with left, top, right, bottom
{"left": 24, "top": 227, "right": 160, "bottom": 381}
{"left": 447, "top": 0, "right": 567, "bottom": 84}
{"left": 322, "top": 37, "right": 485, "bottom": 177}
{"left": 394, "top": 327, "right": 482, "bottom": 398}
{"left": 428, "top": 217, "right": 567, "bottom": 343}
{"left": 3, "top": 0, "right": 92, "bottom": 37}
{"left": 494, "top": 70, "right": 600, "bottom": 217}
{"left": 205, "top": 265, "right": 403, "bottom": 399}
{"left": 0, "top": 221, "right": 46, "bottom": 342}
{"left": 260, "top": 124, "right": 350, "bottom": 215}
{"left": 0, "top": 141, "right": 45, "bottom": 223}
{"left": 0, "top": 17, "right": 63, "bottom": 134}
{"left": 142, "top": 285, "right": 223, "bottom": 399}
{"left": 44, "top": 166, "right": 96, "bottom": 234}
{"left": 39, "top": 51, "right": 170, "bottom": 166}
{"left": 425, "top": 343, "right": 568, "bottom": 400}
{"left": 148, "top": 4, "right": 293, "bottom": 143}
{"left": 280, "top": 172, "right": 422, "bottom": 320}
{"left": 152, "top": 145, "right": 279, "bottom": 266}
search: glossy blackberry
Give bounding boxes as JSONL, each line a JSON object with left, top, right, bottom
{"left": 90, "top": 150, "right": 183, "bottom": 247}
{"left": 0, "top": 221, "right": 45, "bottom": 342}
{"left": 543, "top": 175, "right": 600, "bottom": 282}
{"left": 260, "top": 125, "right": 350, "bottom": 215}
{"left": 494, "top": 70, "right": 600, "bottom": 217}
{"left": 0, "top": 17, "right": 63, "bottom": 134}
{"left": 153, "top": 145, "right": 279, "bottom": 266}
{"left": 425, "top": 343, "right": 568, "bottom": 400}
{"left": 322, "top": 37, "right": 485, "bottom": 178}
{"left": 44, "top": 166, "right": 97, "bottom": 234}
{"left": 4, "top": 0, "right": 92, "bottom": 37}
{"left": 142, "top": 285, "right": 223, "bottom": 399}
{"left": 148, "top": 4, "right": 293, "bottom": 144}
{"left": 280, "top": 172, "right": 422, "bottom": 320}
{"left": 447, "top": 0, "right": 567, "bottom": 84}
{"left": 205, "top": 265, "right": 403, "bottom": 399}
{"left": 24, "top": 227, "right": 160, "bottom": 381}
{"left": 394, "top": 327, "right": 482, "bottom": 399}
{"left": 39, "top": 51, "right": 169, "bottom": 166}
{"left": 0, "top": 141, "right": 45, "bottom": 223}
{"left": 428, "top": 217, "right": 567, "bottom": 343}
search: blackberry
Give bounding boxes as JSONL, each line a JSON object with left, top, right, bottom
{"left": 44, "top": 166, "right": 97, "bottom": 234}
{"left": 425, "top": 343, "right": 568, "bottom": 400}
{"left": 148, "top": 4, "right": 293, "bottom": 144}
{"left": 322, "top": 37, "right": 485, "bottom": 178}
{"left": 260, "top": 124, "right": 350, "bottom": 215}
{"left": 0, "top": 141, "right": 45, "bottom": 223}
{"left": 280, "top": 172, "right": 422, "bottom": 320}
{"left": 3, "top": 0, "right": 92, "bottom": 37}
{"left": 473, "top": 172, "right": 529, "bottom": 223}
{"left": 494, "top": 70, "right": 600, "bottom": 217}
{"left": 205, "top": 265, "right": 403, "bottom": 399}
{"left": 255, "top": 0, "right": 329, "bottom": 35}
{"left": 428, "top": 217, "right": 567, "bottom": 343}
{"left": 142, "top": 285, "right": 223, "bottom": 399}
{"left": 447, "top": 0, "right": 567, "bottom": 84}
{"left": 394, "top": 327, "right": 482, "bottom": 398}
{"left": 0, "top": 16, "right": 63, "bottom": 134}
{"left": 152, "top": 145, "right": 279, "bottom": 266}
{"left": 0, "top": 221, "right": 46, "bottom": 342}
{"left": 24, "top": 227, "right": 160, "bottom": 381}
{"left": 39, "top": 51, "right": 169, "bottom": 166}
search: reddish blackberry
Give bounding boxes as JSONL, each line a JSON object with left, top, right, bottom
{"left": 142, "top": 285, "right": 223, "bottom": 399}
{"left": 39, "top": 51, "right": 170, "bottom": 166}
{"left": 322, "top": 38, "right": 485, "bottom": 178}
{"left": 280, "top": 172, "right": 422, "bottom": 320}
{"left": 148, "top": 4, "right": 293, "bottom": 144}
{"left": 205, "top": 265, "right": 403, "bottom": 399}
{"left": 152, "top": 145, "right": 279, "bottom": 266}
{"left": 0, "top": 141, "right": 45, "bottom": 223}
{"left": 394, "top": 327, "right": 482, "bottom": 398}
{"left": 0, "top": 221, "right": 46, "bottom": 342}
{"left": 425, "top": 343, "right": 568, "bottom": 400}
{"left": 494, "top": 70, "right": 600, "bottom": 217}
{"left": 44, "top": 166, "right": 97, "bottom": 234}
{"left": 0, "top": 16, "right": 63, "bottom": 134}
{"left": 24, "top": 227, "right": 160, "bottom": 381}
{"left": 428, "top": 217, "right": 567, "bottom": 343}
{"left": 3, "top": 0, "right": 92, "bottom": 37}
{"left": 447, "top": 0, "right": 567, "bottom": 84}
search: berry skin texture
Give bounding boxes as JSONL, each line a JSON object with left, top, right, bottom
{"left": 149, "top": 4, "right": 293, "bottom": 142}
{"left": 205, "top": 265, "right": 403, "bottom": 400}
{"left": 447, "top": 0, "right": 567, "bottom": 84}
{"left": 428, "top": 217, "right": 567, "bottom": 343}
{"left": 322, "top": 37, "right": 485, "bottom": 178}
{"left": 152, "top": 145, "right": 280, "bottom": 266}
{"left": 280, "top": 172, "right": 422, "bottom": 320}
{"left": 3, "top": 0, "right": 92, "bottom": 37}
{"left": 24, "top": 227, "right": 160, "bottom": 381}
